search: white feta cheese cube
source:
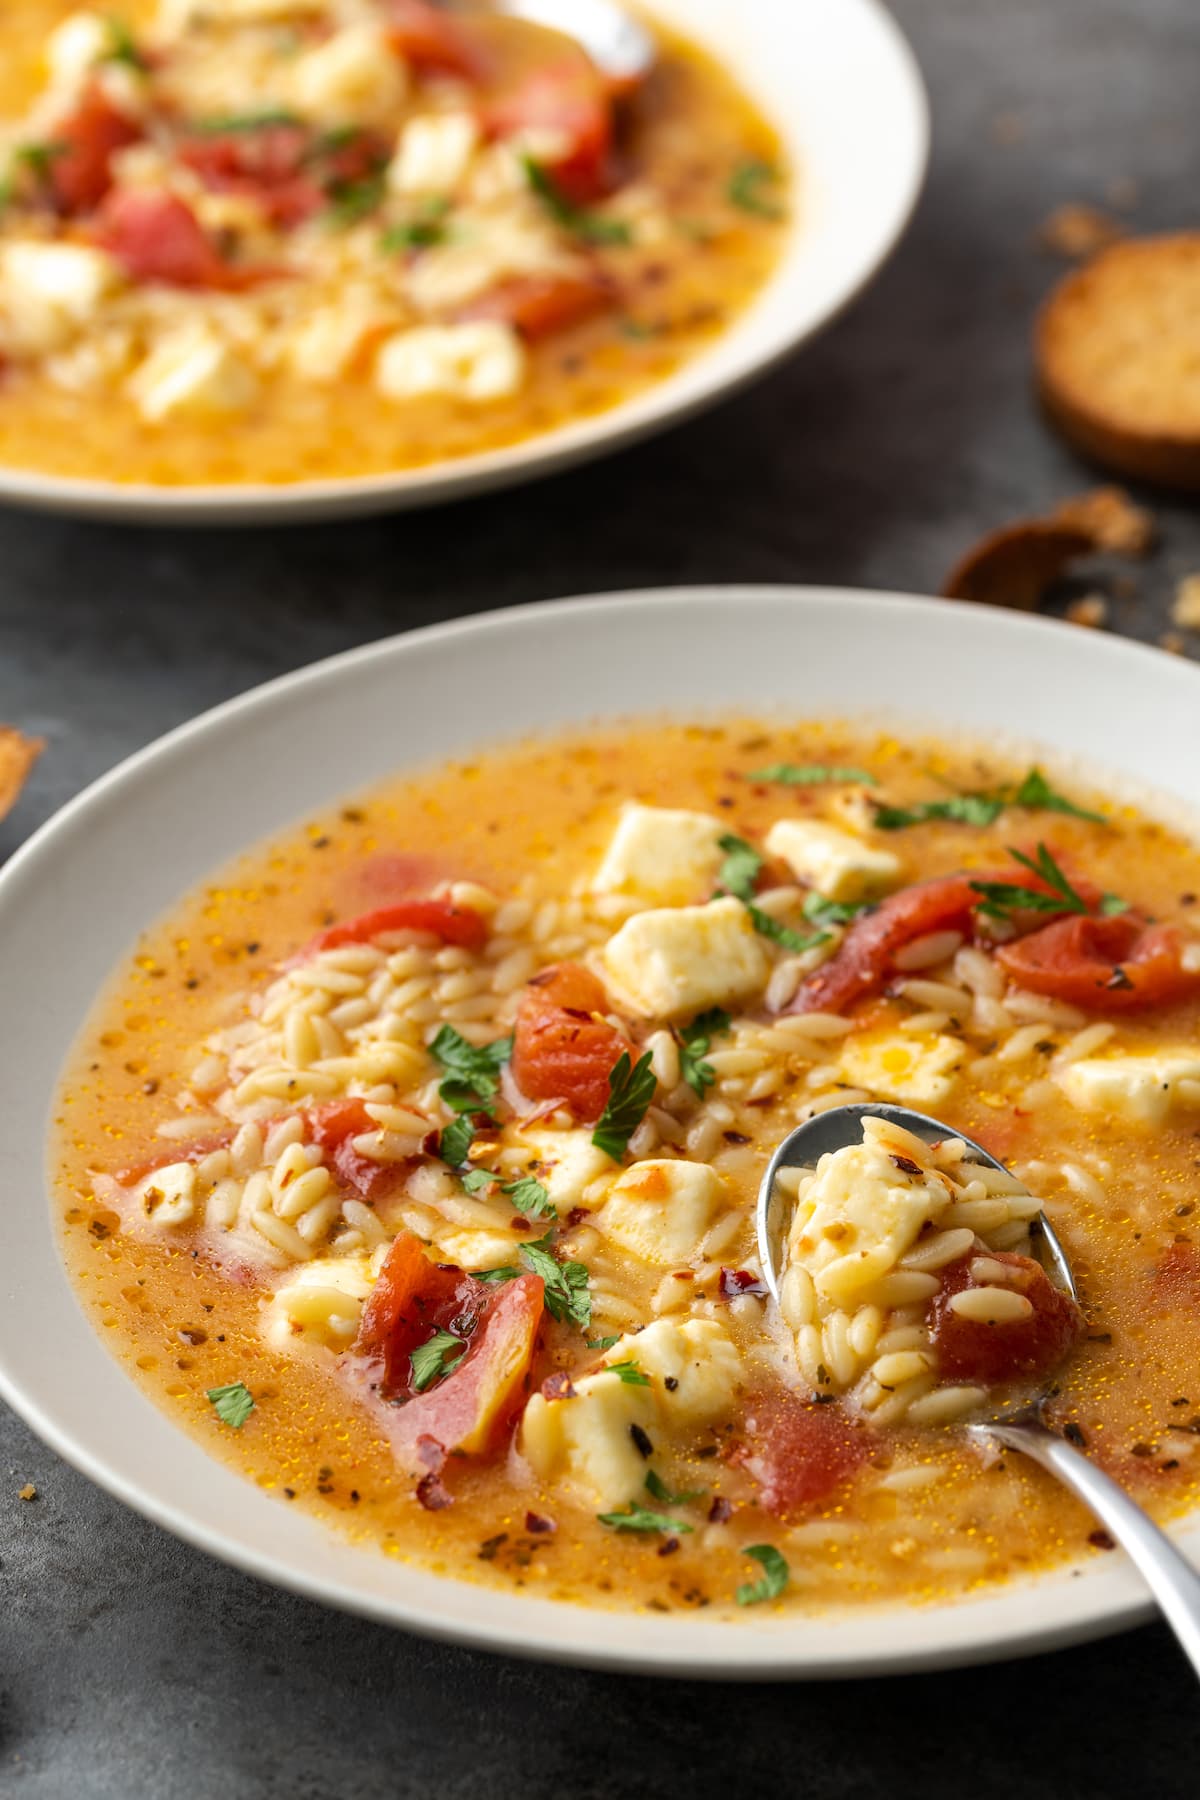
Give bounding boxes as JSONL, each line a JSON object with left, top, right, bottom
{"left": 513, "top": 1127, "right": 615, "bottom": 1216}
{"left": 46, "top": 11, "right": 108, "bottom": 88}
{"left": 387, "top": 112, "right": 479, "bottom": 198}
{"left": 838, "top": 1030, "right": 964, "bottom": 1107}
{"left": 290, "top": 23, "right": 407, "bottom": 128}
{"left": 263, "top": 1253, "right": 375, "bottom": 1350}
{"left": 0, "top": 242, "right": 122, "bottom": 357}
{"left": 600, "top": 895, "right": 769, "bottom": 1020}
{"left": 592, "top": 803, "right": 725, "bottom": 906}
{"left": 286, "top": 294, "right": 390, "bottom": 384}
{"left": 765, "top": 819, "right": 901, "bottom": 903}
{"left": 375, "top": 321, "right": 525, "bottom": 404}
{"left": 1058, "top": 1051, "right": 1200, "bottom": 1127}
{"left": 787, "top": 1130, "right": 950, "bottom": 1309}
{"left": 598, "top": 1159, "right": 726, "bottom": 1265}
{"left": 127, "top": 325, "right": 258, "bottom": 422}
{"left": 519, "top": 1318, "right": 742, "bottom": 1507}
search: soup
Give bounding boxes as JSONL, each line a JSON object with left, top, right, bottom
{"left": 0, "top": 1, "right": 786, "bottom": 486}
{"left": 54, "top": 719, "right": 1200, "bottom": 1616}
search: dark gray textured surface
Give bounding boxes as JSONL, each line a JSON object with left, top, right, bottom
{"left": 3, "top": 1, "right": 1200, "bottom": 1794}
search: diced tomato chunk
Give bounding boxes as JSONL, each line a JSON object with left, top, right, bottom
{"left": 178, "top": 123, "right": 387, "bottom": 229}
{"left": 384, "top": 0, "right": 485, "bottom": 76}
{"left": 48, "top": 87, "right": 140, "bottom": 214}
{"left": 306, "top": 898, "right": 489, "bottom": 958}
{"left": 307, "top": 1096, "right": 419, "bottom": 1201}
{"left": 511, "top": 961, "right": 628, "bottom": 1121}
{"left": 483, "top": 60, "right": 614, "bottom": 203}
{"left": 995, "top": 915, "right": 1200, "bottom": 1012}
{"left": 464, "top": 271, "right": 613, "bottom": 340}
{"left": 96, "top": 188, "right": 238, "bottom": 288}
{"left": 790, "top": 858, "right": 1102, "bottom": 1017}
{"left": 930, "top": 1250, "right": 1082, "bottom": 1385}
{"left": 729, "top": 1386, "right": 867, "bottom": 1516}
{"left": 1151, "top": 1243, "right": 1200, "bottom": 1310}
{"left": 355, "top": 1229, "right": 478, "bottom": 1387}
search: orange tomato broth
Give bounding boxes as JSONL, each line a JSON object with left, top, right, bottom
{"left": 0, "top": 2, "right": 787, "bottom": 487}
{"left": 53, "top": 718, "right": 1200, "bottom": 1617}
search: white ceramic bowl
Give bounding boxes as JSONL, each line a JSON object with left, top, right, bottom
{"left": 4, "top": 586, "right": 1195, "bottom": 1679}
{"left": 0, "top": 0, "right": 927, "bottom": 525}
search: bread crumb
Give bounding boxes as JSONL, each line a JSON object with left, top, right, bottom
{"left": 1037, "top": 204, "right": 1124, "bottom": 260}
{"left": 1172, "top": 574, "right": 1200, "bottom": 630}
{"left": 1053, "top": 486, "right": 1156, "bottom": 555}
{"left": 0, "top": 728, "right": 42, "bottom": 823}
{"left": 1159, "top": 632, "right": 1186, "bottom": 656}
{"left": 1065, "top": 594, "right": 1109, "bottom": 628}
{"left": 18, "top": 1483, "right": 37, "bottom": 1501}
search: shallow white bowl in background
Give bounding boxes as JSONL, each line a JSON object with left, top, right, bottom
{"left": 0, "top": 0, "right": 928, "bottom": 524}
{"left": 3, "top": 586, "right": 1194, "bottom": 1678}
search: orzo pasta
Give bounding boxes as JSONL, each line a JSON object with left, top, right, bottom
{"left": 54, "top": 718, "right": 1200, "bottom": 1615}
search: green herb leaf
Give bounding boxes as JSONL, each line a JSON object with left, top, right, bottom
{"left": 728, "top": 157, "right": 785, "bottom": 219}
{"left": 522, "top": 154, "right": 632, "bottom": 244}
{"left": 520, "top": 1235, "right": 592, "bottom": 1330}
{"left": 474, "top": 1264, "right": 520, "bottom": 1283}
{"left": 597, "top": 1505, "right": 694, "bottom": 1535}
{"left": 676, "top": 1006, "right": 731, "bottom": 1097}
{"left": 585, "top": 1334, "right": 619, "bottom": 1350}
{"left": 410, "top": 1328, "right": 467, "bottom": 1392}
{"left": 380, "top": 217, "right": 447, "bottom": 250}
{"left": 591, "top": 1050, "right": 656, "bottom": 1161}
{"left": 207, "top": 1381, "right": 255, "bottom": 1430}
{"left": 645, "top": 1469, "right": 706, "bottom": 1505}
{"left": 874, "top": 793, "right": 1007, "bottom": 831}
{"left": 460, "top": 1169, "right": 493, "bottom": 1194}
{"left": 604, "top": 1359, "right": 650, "bottom": 1387}
{"left": 802, "top": 892, "right": 869, "bottom": 927}
{"left": 736, "top": 1543, "right": 789, "bottom": 1605}
{"left": 196, "top": 109, "right": 304, "bottom": 133}
{"left": 716, "top": 832, "right": 763, "bottom": 901}
{"left": 1013, "top": 767, "right": 1107, "bottom": 824}
{"left": 430, "top": 1026, "right": 512, "bottom": 1115}
{"left": 747, "top": 763, "right": 877, "bottom": 787}
{"left": 745, "top": 903, "right": 828, "bottom": 954}
{"left": 970, "top": 842, "right": 1093, "bottom": 923}
{"left": 438, "top": 1115, "right": 476, "bottom": 1168}
{"left": 502, "top": 1175, "right": 556, "bottom": 1220}
{"left": 327, "top": 172, "right": 386, "bottom": 226}
{"left": 103, "top": 16, "right": 148, "bottom": 70}
{"left": 1100, "top": 893, "right": 1130, "bottom": 916}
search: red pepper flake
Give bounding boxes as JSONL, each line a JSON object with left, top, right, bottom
{"left": 541, "top": 1372, "right": 576, "bottom": 1401}
{"left": 630, "top": 1423, "right": 654, "bottom": 1459}
{"left": 657, "top": 1536, "right": 681, "bottom": 1556}
{"left": 1130, "top": 1441, "right": 1155, "bottom": 1458}
{"left": 415, "top": 1472, "right": 452, "bottom": 1511}
{"left": 415, "top": 1433, "right": 447, "bottom": 1473}
{"left": 890, "top": 1155, "right": 923, "bottom": 1177}
{"left": 719, "top": 1268, "right": 768, "bottom": 1300}
{"left": 566, "top": 1206, "right": 587, "bottom": 1227}
{"left": 525, "top": 1511, "right": 556, "bottom": 1534}
{"left": 1088, "top": 1529, "right": 1115, "bottom": 1550}
{"left": 707, "top": 1495, "right": 733, "bottom": 1524}
{"left": 478, "top": 1533, "right": 507, "bottom": 1561}
{"left": 664, "top": 1375, "right": 679, "bottom": 1392}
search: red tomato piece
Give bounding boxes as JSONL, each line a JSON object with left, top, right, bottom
{"left": 178, "top": 124, "right": 387, "bottom": 228}
{"left": 306, "top": 1096, "right": 421, "bottom": 1202}
{"left": 1151, "top": 1243, "right": 1200, "bottom": 1310}
{"left": 790, "top": 860, "right": 1101, "bottom": 1017}
{"left": 96, "top": 189, "right": 239, "bottom": 288}
{"left": 995, "top": 915, "right": 1200, "bottom": 1012}
{"left": 729, "top": 1386, "right": 867, "bottom": 1516}
{"left": 112, "top": 1129, "right": 233, "bottom": 1187}
{"left": 48, "top": 87, "right": 140, "bottom": 214}
{"left": 387, "top": 1273, "right": 545, "bottom": 1457}
{"left": 307, "top": 898, "right": 489, "bottom": 957}
{"left": 511, "top": 961, "right": 628, "bottom": 1121}
{"left": 355, "top": 1229, "right": 477, "bottom": 1388}
{"left": 483, "top": 61, "right": 614, "bottom": 203}
{"left": 930, "top": 1250, "right": 1082, "bottom": 1385}
{"left": 384, "top": 0, "right": 485, "bottom": 76}
{"left": 463, "top": 271, "right": 613, "bottom": 340}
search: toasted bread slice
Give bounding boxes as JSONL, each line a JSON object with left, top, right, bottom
{"left": 1036, "top": 234, "right": 1200, "bottom": 491}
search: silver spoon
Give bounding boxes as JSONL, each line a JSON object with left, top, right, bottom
{"left": 757, "top": 1099, "right": 1200, "bottom": 1677}
{"left": 494, "top": 0, "right": 655, "bottom": 83}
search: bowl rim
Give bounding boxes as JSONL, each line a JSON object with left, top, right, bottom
{"left": 4, "top": 582, "right": 1199, "bottom": 1678}
{"left": 0, "top": 0, "right": 929, "bottom": 524}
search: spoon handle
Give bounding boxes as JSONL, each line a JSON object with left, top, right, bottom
{"left": 981, "top": 1418, "right": 1200, "bottom": 1678}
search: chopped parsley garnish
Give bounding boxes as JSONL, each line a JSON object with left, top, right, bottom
{"left": 380, "top": 199, "right": 450, "bottom": 252}
{"left": 519, "top": 1233, "right": 591, "bottom": 1330}
{"left": 0, "top": 141, "right": 65, "bottom": 209}
{"left": 438, "top": 1115, "right": 476, "bottom": 1169}
{"left": 503, "top": 1175, "right": 556, "bottom": 1221}
{"left": 802, "top": 892, "right": 869, "bottom": 927}
{"left": 1012, "top": 767, "right": 1107, "bottom": 823}
{"left": 875, "top": 766, "right": 1107, "bottom": 832}
{"left": 716, "top": 832, "right": 763, "bottom": 901}
{"left": 474, "top": 1264, "right": 520, "bottom": 1283}
{"left": 585, "top": 1334, "right": 620, "bottom": 1351}
{"left": 645, "top": 1469, "right": 706, "bottom": 1505}
{"left": 103, "top": 17, "right": 148, "bottom": 70}
{"left": 604, "top": 1359, "right": 650, "bottom": 1387}
{"left": 727, "top": 157, "right": 785, "bottom": 219}
{"left": 676, "top": 1006, "right": 731, "bottom": 1097}
{"left": 592, "top": 1050, "right": 656, "bottom": 1160}
{"left": 522, "top": 154, "right": 632, "bottom": 245}
{"left": 196, "top": 109, "right": 304, "bottom": 133}
{"left": 970, "top": 842, "right": 1124, "bottom": 922}
{"left": 410, "top": 1329, "right": 467, "bottom": 1392}
{"left": 207, "top": 1382, "right": 255, "bottom": 1430}
{"left": 597, "top": 1505, "right": 694, "bottom": 1535}
{"left": 747, "top": 763, "right": 877, "bottom": 787}
{"left": 736, "top": 1543, "right": 790, "bottom": 1605}
{"left": 460, "top": 1168, "right": 492, "bottom": 1194}
{"left": 327, "top": 173, "right": 386, "bottom": 226}
{"left": 429, "top": 1026, "right": 512, "bottom": 1115}
{"left": 745, "top": 904, "right": 828, "bottom": 953}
